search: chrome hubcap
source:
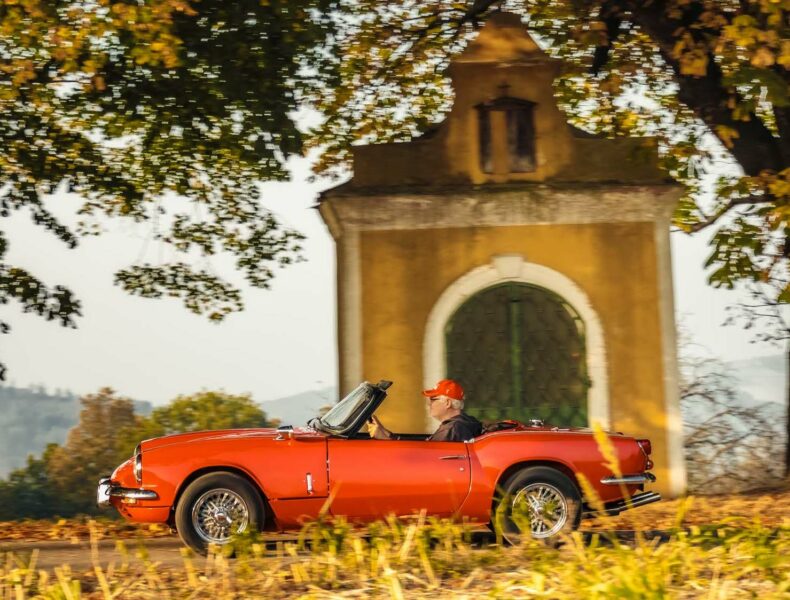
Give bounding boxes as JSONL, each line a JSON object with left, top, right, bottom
{"left": 192, "top": 488, "right": 249, "bottom": 544}
{"left": 511, "top": 483, "right": 568, "bottom": 539}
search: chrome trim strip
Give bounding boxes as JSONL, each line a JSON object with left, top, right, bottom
{"left": 627, "top": 491, "right": 662, "bottom": 507}
{"left": 306, "top": 473, "right": 313, "bottom": 494}
{"left": 583, "top": 491, "right": 662, "bottom": 518}
{"left": 439, "top": 455, "right": 467, "bottom": 460}
{"left": 133, "top": 445, "right": 142, "bottom": 484}
{"left": 97, "top": 477, "right": 159, "bottom": 505}
{"left": 600, "top": 472, "right": 656, "bottom": 485}
{"left": 110, "top": 487, "right": 159, "bottom": 501}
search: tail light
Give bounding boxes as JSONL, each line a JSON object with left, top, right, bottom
{"left": 637, "top": 439, "right": 653, "bottom": 470}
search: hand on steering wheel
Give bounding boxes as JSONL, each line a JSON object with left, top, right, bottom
{"left": 368, "top": 415, "right": 392, "bottom": 439}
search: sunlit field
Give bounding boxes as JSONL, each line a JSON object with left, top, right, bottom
{"left": 1, "top": 487, "right": 788, "bottom": 599}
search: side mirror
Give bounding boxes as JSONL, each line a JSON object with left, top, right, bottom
{"left": 276, "top": 424, "right": 294, "bottom": 440}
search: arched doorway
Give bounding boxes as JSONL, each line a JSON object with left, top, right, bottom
{"left": 444, "top": 282, "right": 589, "bottom": 426}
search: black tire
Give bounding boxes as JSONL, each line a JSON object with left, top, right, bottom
{"left": 493, "top": 466, "right": 581, "bottom": 546}
{"left": 175, "top": 471, "right": 264, "bottom": 555}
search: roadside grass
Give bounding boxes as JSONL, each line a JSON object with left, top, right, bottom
{"left": 2, "top": 486, "right": 788, "bottom": 543}
{"left": 0, "top": 509, "right": 788, "bottom": 599}
{"left": 1, "top": 485, "right": 789, "bottom": 543}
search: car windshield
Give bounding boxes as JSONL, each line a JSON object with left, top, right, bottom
{"left": 317, "top": 384, "right": 373, "bottom": 430}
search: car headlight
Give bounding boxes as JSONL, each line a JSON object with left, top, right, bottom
{"left": 133, "top": 444, "right": 142, "bottom": 484}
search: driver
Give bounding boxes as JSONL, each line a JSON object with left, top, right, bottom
{"left": 368, "top": 379, "right": 483, "bottom": 442}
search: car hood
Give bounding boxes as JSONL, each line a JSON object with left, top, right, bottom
{"left": 140, "top": 427, "right": 324, "bottom": 452}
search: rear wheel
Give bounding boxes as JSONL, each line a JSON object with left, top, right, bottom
{"left": 493, "top": 466, "right": 581, "bottom": 546}
{"left": 175, "top": 471, "right": 264, "bottom": 554}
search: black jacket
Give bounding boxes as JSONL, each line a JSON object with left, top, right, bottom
{"left": 427, "top": 412, "right": 483, "bottom": 442}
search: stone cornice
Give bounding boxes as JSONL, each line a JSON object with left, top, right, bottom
{"left": 319, "top": 183, "right": 682, "bottom": 236}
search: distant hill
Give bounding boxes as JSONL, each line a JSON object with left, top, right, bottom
{"left": 0, "top": 385, "right": 152, "bottom": 478}
{"left": 723, "top": 354, "right": 785, "bottom": 406}
{"left": 260, "top": 387, "right": 337, "bottom": 427}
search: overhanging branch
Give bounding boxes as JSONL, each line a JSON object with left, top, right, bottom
{"left": 689, "top": 195, "right": 775, "bottom": 233}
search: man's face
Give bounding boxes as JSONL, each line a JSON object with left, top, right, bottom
{"left": 427, "top": 395, "right": 452, "bottom": 420}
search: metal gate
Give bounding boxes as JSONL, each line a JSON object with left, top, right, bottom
{"left": 445, "top": 283, "right": 589, "bottom": 426}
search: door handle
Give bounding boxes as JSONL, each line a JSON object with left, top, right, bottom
{"left": 439, "top": 455, "right": 466, "bottom": 460}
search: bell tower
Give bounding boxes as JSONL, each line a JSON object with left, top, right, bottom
{"left": 319, "top": 13, "right": 686, "bottom": 497}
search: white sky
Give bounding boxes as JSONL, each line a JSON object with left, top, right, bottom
{"left": 2, "top": 155, "right": 782, "bottom": 405}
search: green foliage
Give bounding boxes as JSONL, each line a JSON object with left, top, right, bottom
{"left": 307, "top": 0, "right": 790, "bottom": 306}
{"left": 119, "top": 390, "right": 273, "bottom": 448}
{"left": 45, "top": 388, "right": 139, "bottom": 516}
{"left": 0, "top": 387, "right": 272, "bottom": 519}
{"left": 0, "top": 233, "right": 81, "bottom": 380}
{"left": 0, "top": 0, "right": 339, "bottom": 378}
{"left": 0, "top": 445, "right": 60, "bottom": 521}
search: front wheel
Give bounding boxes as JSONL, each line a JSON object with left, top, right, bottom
{"left": 493, "top": 466, "right": 581, "bottom": 546}
{"left": 175, "top": 471, "right": 264, "bottom": 554}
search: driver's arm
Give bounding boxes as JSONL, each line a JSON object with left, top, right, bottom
{"left": 368, "top": 415, "right": 398, "bottom": 440}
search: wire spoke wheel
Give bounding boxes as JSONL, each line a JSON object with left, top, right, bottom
{"left": 191, "top": 488, "right": 250, "bottom": 544}
{"left": 511, "top": 482, "right": 568, "bottom": 539}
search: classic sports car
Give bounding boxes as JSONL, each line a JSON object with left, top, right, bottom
{"left": 98, "top": 380, "right": 660, "bottom": 553}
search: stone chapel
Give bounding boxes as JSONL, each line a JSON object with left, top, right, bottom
{"left": 318, "top": 12, "right": 686, "bottom": 497}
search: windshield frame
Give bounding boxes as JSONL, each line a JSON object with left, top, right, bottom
{"left": 310, "top": 381, "right": 389, "bottom": 437}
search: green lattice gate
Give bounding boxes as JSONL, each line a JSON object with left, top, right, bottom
{"left": 445, "top": 283, "right": 589, "bottom": 426}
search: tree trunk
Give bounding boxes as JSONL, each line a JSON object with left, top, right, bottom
{"left": 786, "top": 342, "right": 790, "bottom": 478}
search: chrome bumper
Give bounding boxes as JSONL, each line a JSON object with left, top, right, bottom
{"left": 97, "top": 477, "right": 159, "bottom": 507}
{"left": 583, "top": 491, "right": 663, "bottom": 518}
{"left": 600, "top": 472, "right": 656, "bottom": 485}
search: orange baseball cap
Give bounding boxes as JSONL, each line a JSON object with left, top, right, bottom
{"left": 422, "top": 379, "right": 465, "bottom": 401}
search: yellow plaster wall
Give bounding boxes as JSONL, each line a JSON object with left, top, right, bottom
{"left": 356, "top": 222, "right": 674, "bottom": 495}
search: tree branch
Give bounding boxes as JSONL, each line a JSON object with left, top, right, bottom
{"left": 622, "top": 0, "right": 786, "bottom": 175}
{"left": 689, "top": 195, "right": 776, "bottom": 233}
{"left": 591, "top": 1, "right": 623, "bottom": 75}
{"left": 459, "top": 0, "right": 506, "bottom": 27}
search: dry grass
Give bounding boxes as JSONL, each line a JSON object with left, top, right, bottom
{"left": 0, "top": 518, "right": 173, "bottom": 543}
{"left": 583, "top": 485, "right": 790, "bottom": 531}
{"left": 3, "top": 486, "right": 789, "bottom": 543}
{"left": 1, "top": 508, "right": 788, "bottom": 599}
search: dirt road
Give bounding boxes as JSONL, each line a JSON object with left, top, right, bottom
{"left": 1, "top": 529, "right": 672, "bottom": 572}
{"left": 2, "top": 538, "right": 189, "bottom": 571}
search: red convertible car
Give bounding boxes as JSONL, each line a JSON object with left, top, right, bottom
{"left": 98, "top": 380, "right": 660, "bottom": 553}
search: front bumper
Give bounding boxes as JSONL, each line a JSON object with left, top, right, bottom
{"left": 97, "top": 477, "right": 159, "bottom": 507}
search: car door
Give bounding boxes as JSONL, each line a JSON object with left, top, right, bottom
{"left": 327, "top": 438, "right": 471, "bottom": 520}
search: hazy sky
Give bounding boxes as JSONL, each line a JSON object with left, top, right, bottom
{"left": 3, "top": 156, "right": 783, "bottom": 406}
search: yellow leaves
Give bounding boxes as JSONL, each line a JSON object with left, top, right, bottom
{"left": 720, "top": 7, "right": 787, "bottom": 72}
{"left": 715, "top": 125, "right": 740, "bottom": 149}
{"left": 698, "top": 9, "right": 727, "bottom": 31}
{"left": 10, "top": 60, "right": 36, "bottom": 87}
{"left": 767, "top": 167, "right": 790, "bottom": 200}
{"left": 750, "top": 46, "right": 776, "bottom": 68}
{"left": 779, "top": 40, "right": 790, "bottom": 68}
{"left": 673, "top": 32, "right": 710, "bottom": 77}
{"left": 679, "top": 51, "right": 709, "bottom": 77}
